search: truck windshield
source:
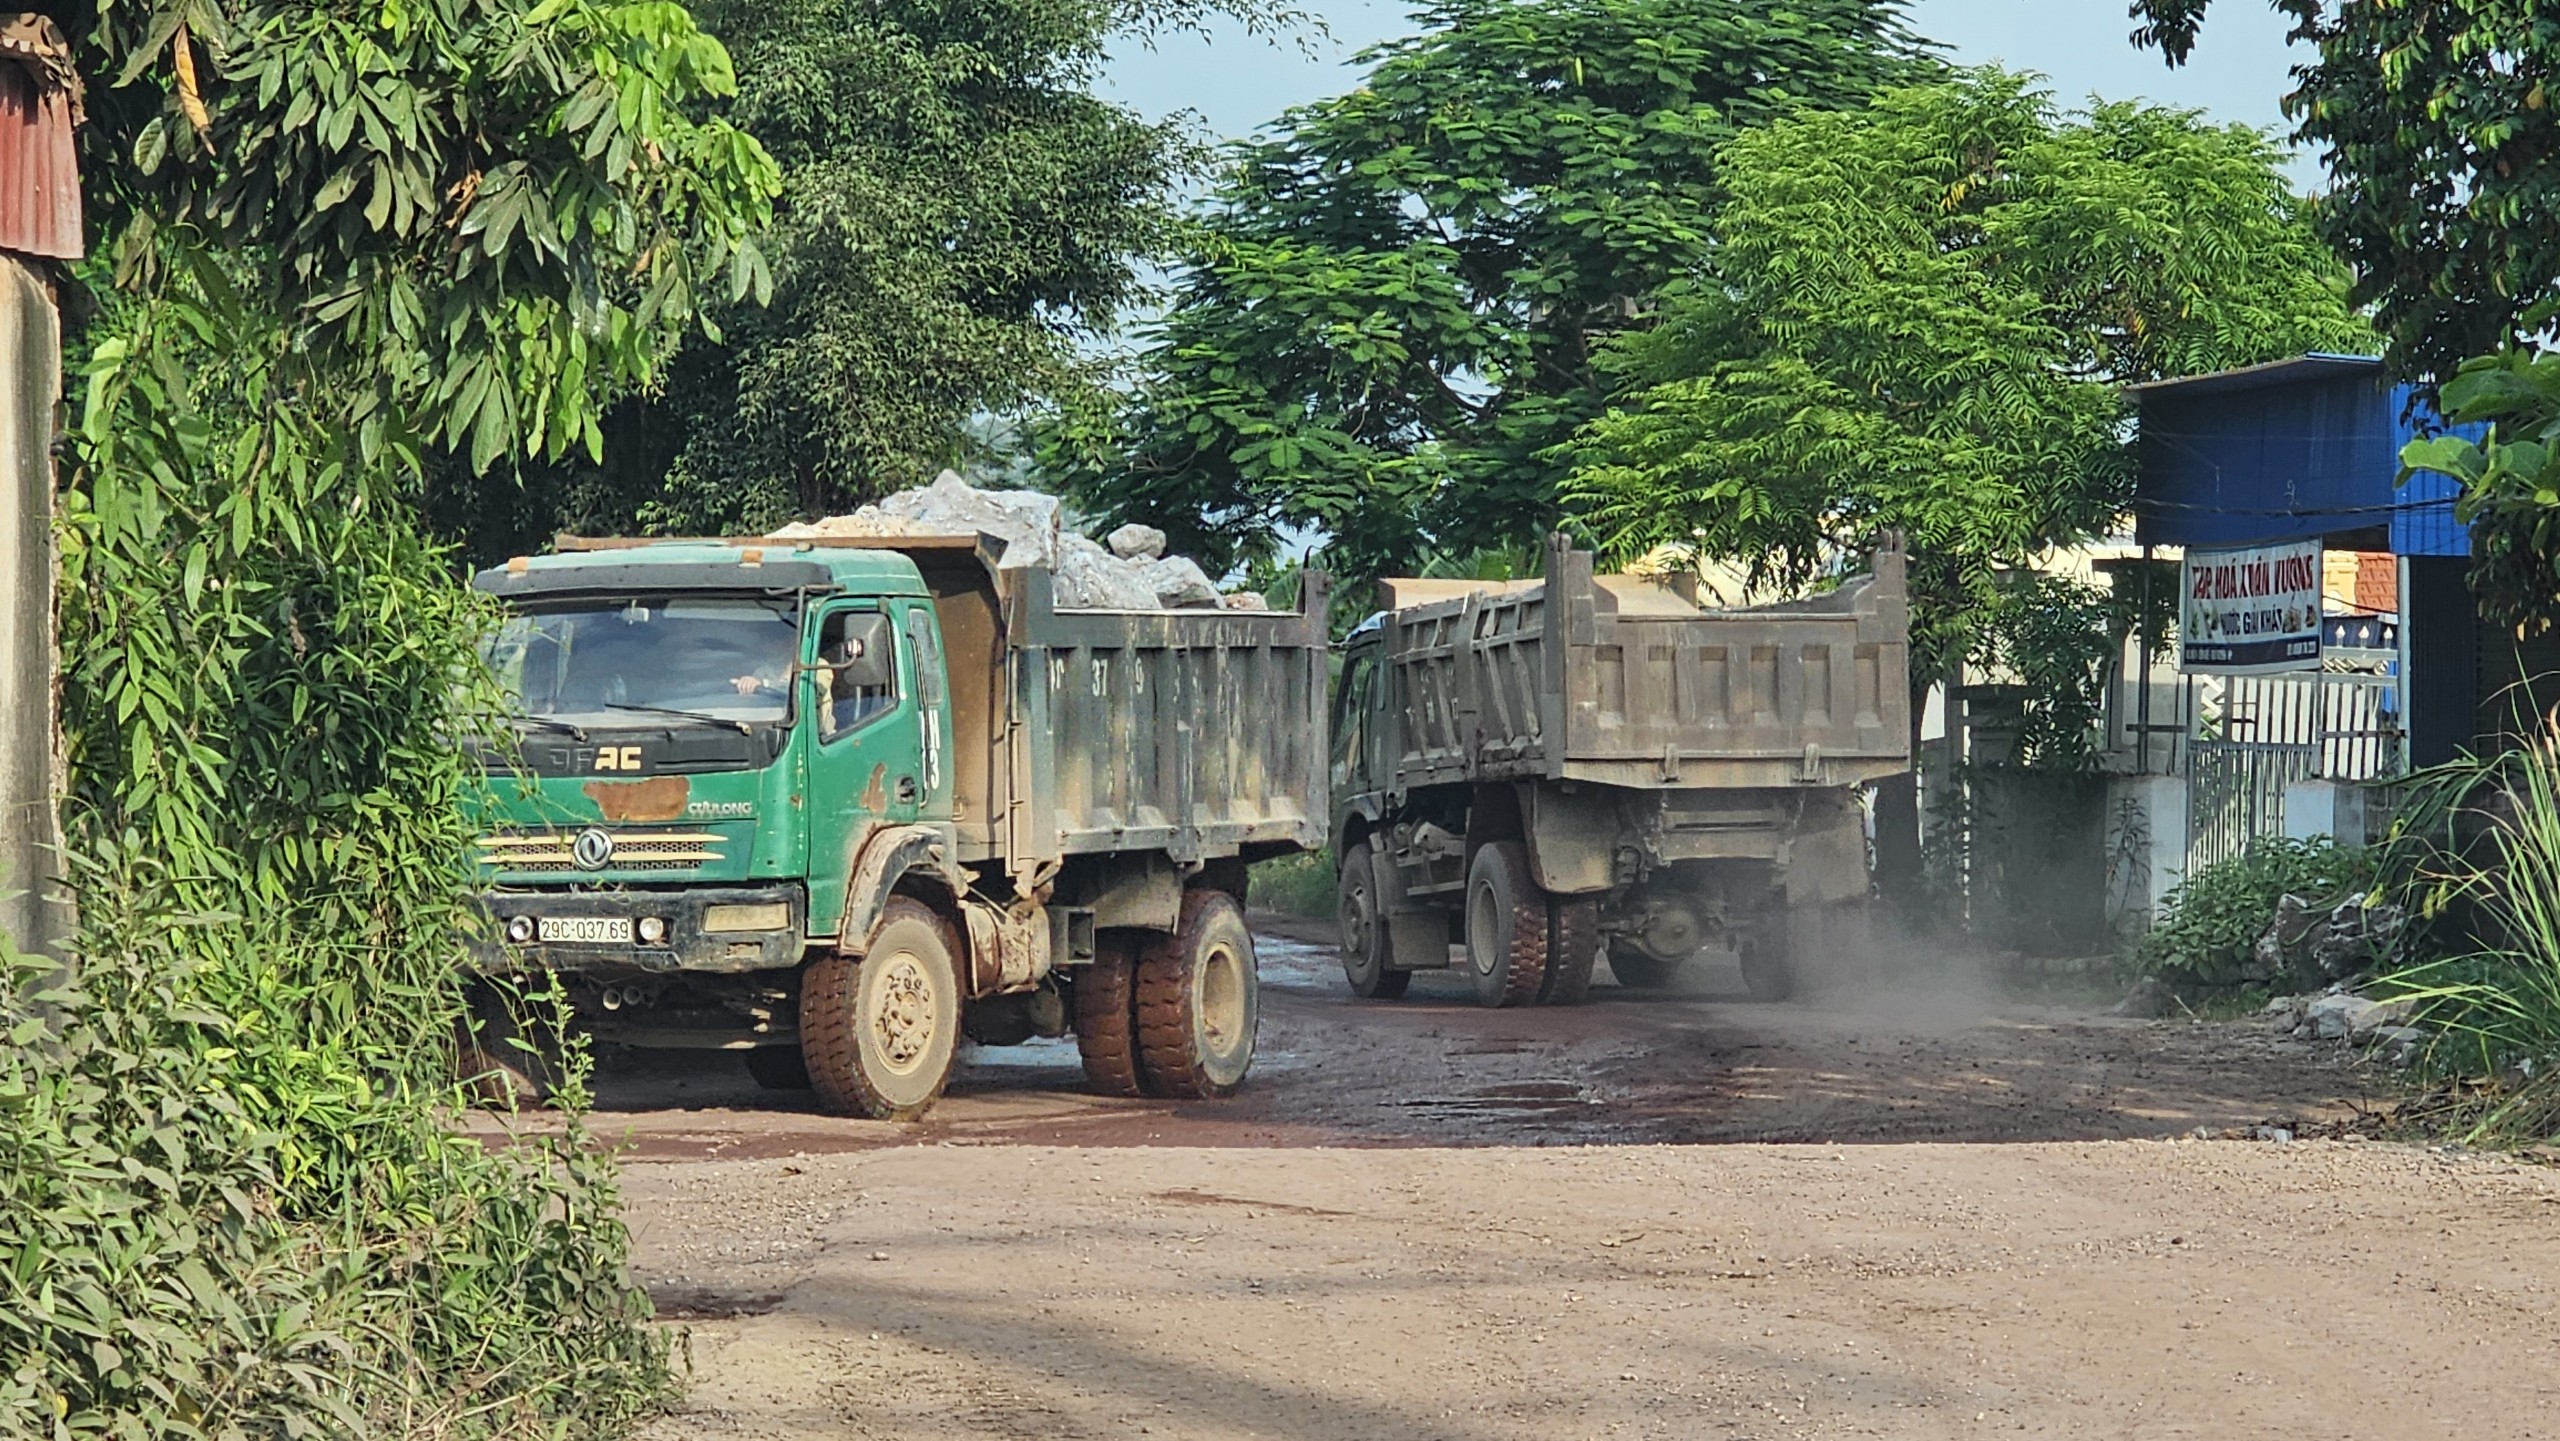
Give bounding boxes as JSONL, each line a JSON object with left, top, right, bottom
{"left": 487, "top": 596, "right": 800, "bottom": 726}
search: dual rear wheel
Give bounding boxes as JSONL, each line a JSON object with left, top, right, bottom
{"left": 1074, "top": 888, "right": 1259, "bottom": 1100}
{"left": 1337, "top": 838, "right": 1599, "bottom": 1009}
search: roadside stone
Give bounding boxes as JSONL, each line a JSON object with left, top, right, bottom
{"left": 2304, "top": 993, "right": 2384, "bottom": 1041}
{"left": 2109, "top": 976, "right": 2175, "bottom": 1018}
{"left": 2368, "top": 1024, "right": 2429, "bottom": 1067}
{"left": 1106, "top": 523, "right": 1167, "bottom": 560}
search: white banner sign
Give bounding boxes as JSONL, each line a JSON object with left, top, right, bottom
{"left": 2180, "top": 539, "right": 2323, "bottom": 674}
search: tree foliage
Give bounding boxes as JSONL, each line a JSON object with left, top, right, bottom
{"left": 436, "top": 0, "right": 1266, "bottom": 554}
{"left": 1562, "top": 70, "right": 2370, "bottom": 693}
{"left": 2401, "top": 349, "right": 2560, "bottom": 632}
{"left": 2131, "top": 0, "right": 2560, "bottom": 386}
{"left": 6, "top": 0, "right": 777, "bottom": 1429}
{"left": 1043, "top": 0, "right": 1937, "bottom": 580}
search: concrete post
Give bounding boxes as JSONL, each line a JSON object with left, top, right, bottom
{"left": 0, "top": 252, "right": 60, "bottom": 955}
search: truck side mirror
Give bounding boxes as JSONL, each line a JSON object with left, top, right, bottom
{"left": 820, "top": 612, "right": 894, "bottom": 690}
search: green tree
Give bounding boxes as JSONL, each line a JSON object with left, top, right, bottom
{"left": 435, "top": 0, "right": 1274, "bottom": 555}
{"left": 1565, "top": 70, "right": 2367, "bottom": 696}
{"left": 6, "top": 0, "right": 778, "bottom": 1430}
{"left": 1559, "top": 71, "right": 2367, "bottom": 884}
{"left": 1043, "top": 0, "right": 1938, "bottom": 581}
{"left": 2400, "top": 350, "right": 2560, "bottom": 631}
{"left": 2131, "top": 0, "right": 2560, "bottom": 387}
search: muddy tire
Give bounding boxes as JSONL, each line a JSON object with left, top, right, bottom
{"left": 802, "top": 898, "right": 962, "bottom": 1119}
{"left": 1539, "top": 895, "right": 1599, "bottom": 1006}
{"left": 1738, "top": 912, "right": 1795, "bottom": 1002}
{"left": 1604, "top": 949, "right": 1686, "bottom": 991}
{"left": 744, "top": 1045, "right": 812, "bottom": 1090}
{"left": 1073, "top": 934, "right": 1149, "bottom": 1098}
{"left": 1135, "top": 889, "right": 1259, "bottom": 1098}
{"left": 1337, "top": 841, "right": 1411, "bottom": 1000}
{"left": 1464, "top": 841, "right": 1548, "bottom": 1009}
{"left": 457, "top": 979, "right": 566, "bottom": 1107}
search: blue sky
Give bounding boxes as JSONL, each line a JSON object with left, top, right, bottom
{"left": 1099, "top": 0, "right": 2316, "bottom": 185}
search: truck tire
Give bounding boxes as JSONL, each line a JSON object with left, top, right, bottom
{"left": 1738, "top": 913, "right": 1795, "bottom": 1002}
{"left": 1074, "top": 934, "right": 1148, "bottom": 1098}
{"left": 1135, "top": 888, "right": 1259, "bottom": 1097}
{"left": 1604, "top": 949, "right": 1686, "bottom": 991}
{"left": 1540, "top": 895, "right": 1599, "bottom": 1006}
{"left": 803, "top": 898, "right": 962, "bottom": 1119}
{"left": 744, "top": 1045, "right": 813, "bottom": 1090}
{"left": 456, "top": 979, "right": 565, "bottom": 1107}
{"left": 1464, "top": 841, "right": 1548, "bottom": 1008}
{"left": 1336, "top": 841, "right": 1411, "bottom": 1000}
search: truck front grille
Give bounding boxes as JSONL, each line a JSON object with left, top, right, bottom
{"left": 477, "top": 830, "right": 727, "bottom": 872}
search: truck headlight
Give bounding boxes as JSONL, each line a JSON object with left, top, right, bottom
{"left": 505, "top": 915, "right": 536, "bottom": 945}
{"left": 636, "top": 915, "right": 669, "bottom": 945}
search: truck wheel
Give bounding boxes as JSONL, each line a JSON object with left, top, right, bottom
{"left": 1135, "top": 888, "right": 1259, "bottom": 1097}
{"left": 1337, "top": 841, "right": 1411, "bottom": 1000}
{"left": 1539, "top": 895, "right": 1599, "bottom": 1006}
{"left": 802, "top": 898, "right": 962, "bottom": 1119}
{"left": 744, "top": 1045, "right": 812, "bottom": 1090}
{"left": 1464, "top": 841, "right": 1548, "bottom": 1008}
{"left": 1604, "top": 949, "right": 1685, "bottom": 991}
{"left": 456, "top": 979, "right": 565, "bottom": 1107}
{"left": 1074, "top": 934, "right": 1148, "bottom": 1098}
{"left": 1738, "top": 913, "right": 1796, "bottom": 1002}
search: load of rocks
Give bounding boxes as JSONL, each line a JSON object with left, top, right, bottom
{"left": 769, "top": 471, "right": 1268, "bottom": 612}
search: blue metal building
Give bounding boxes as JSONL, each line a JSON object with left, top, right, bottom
{"left": 2127, "top": 353, "right": 2530, "bottom": 767}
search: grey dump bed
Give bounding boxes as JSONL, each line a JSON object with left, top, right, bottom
{"left": 1377, "top": 538, "right": 1908, "bottom": 792}
{"left": 890, "top": 538, "right": 1331, "bottom": 876}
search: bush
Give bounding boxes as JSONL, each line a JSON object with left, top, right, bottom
{"left": 1248, "top": 849, "right": 1336, "bottom": 919}
{"left": 2380, "top": 731, "right": 2560, "bottom": 1144}
{"left": 2133, "top": 836, "right": 2375, "bottom": 989}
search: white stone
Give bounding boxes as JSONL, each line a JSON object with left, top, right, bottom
{"left": 2304, "top": 993, "right": 2384, "bottom": 1041}
{"left": 1218, "top": 591, "right": 1270, "bottom": 611}
{"left": 1106, "top": 523, "right": 1166, "bottom": 560}
{"left": 1141, "top": 555, "right": 1220, "bottom": 608}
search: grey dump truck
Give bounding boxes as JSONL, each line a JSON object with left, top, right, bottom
{"left": 1330, "top": 535, "right": 1911, "bottom": 1005}
{"left": 467, "top": 533, "right": 1330, "bottom": 1117}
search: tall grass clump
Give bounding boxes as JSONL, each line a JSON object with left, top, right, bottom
{"left": 2377, "top": 729, "right": 2560, "bottom": 1145}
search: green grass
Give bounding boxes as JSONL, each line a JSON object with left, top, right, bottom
{"left": 1248, "top": 849, "right": 1336, "bottom": 918}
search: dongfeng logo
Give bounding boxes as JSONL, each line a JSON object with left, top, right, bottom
{"left": 571, "top": 828, "right": 615, "bottom": 871}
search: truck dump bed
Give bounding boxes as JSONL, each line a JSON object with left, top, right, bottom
{"left": 885, "top": 539, "right": 1331, "bottom": 877}
{"left": 1376, "top": 537, "right": 1908, "bottom": 792}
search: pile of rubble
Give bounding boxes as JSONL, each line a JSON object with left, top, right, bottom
{"left": 2245, "top": 894, "right": 2406, "bottom": 991}
{"left": 2262, "top": 989, "right": 2428, "bottom": 1066}
{"left": 770, "top": 471, "right": 1268, "bottom": 612}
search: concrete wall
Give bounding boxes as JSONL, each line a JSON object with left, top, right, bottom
{"left": 0, "top": 253, "right": 60, "bottom": 954}
{"left": 2104, "top": 774, "right": 2187, "bottom": 942}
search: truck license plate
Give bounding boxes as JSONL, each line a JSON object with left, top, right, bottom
{"left": 538, "top": 916, "right": 632, "bottom": 945}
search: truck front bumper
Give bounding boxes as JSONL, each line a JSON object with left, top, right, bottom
{"left": 468, "top": 885, "right": 808, "bottom": 975}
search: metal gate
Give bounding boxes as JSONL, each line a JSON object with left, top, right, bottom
{"left": 2184, "top": 671, "right": 2400, "bottom": 872}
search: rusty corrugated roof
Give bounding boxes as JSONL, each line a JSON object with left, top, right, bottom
{"left": 0, "top": 14, "right": 80, "bottom": 261}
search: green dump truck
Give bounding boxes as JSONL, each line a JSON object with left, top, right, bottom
{"left": 465, "top": 534, "right": 1330, "bottom": 1118}
{"left": 1331, "top": 535, "right": 1910, "bottom": 1006}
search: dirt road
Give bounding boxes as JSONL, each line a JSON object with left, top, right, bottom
{"left": 602, "top": 920, "right": 2560, "bottom": 1440}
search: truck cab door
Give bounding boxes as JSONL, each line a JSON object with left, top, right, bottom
{"left": 1331, "top": 641, "right": 1379, "bottom": 805}
{"left": 804, "top": 602, "right": 924, "bottom": 939}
